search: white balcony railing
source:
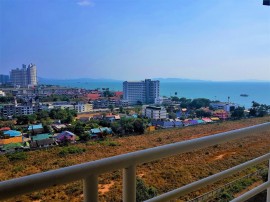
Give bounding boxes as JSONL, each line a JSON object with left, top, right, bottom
{"left": 0, "top": 122, "right": 270, "bottom": 202}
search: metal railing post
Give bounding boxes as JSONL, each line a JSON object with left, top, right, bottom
{"left": 267, "top": 159, "right": 270, "bottom": 202}
{"left": 83, "top": 175, "right": 98, "bottom": 202}
{"left": 123, "top": 165, "right": 136, "bottom": 202}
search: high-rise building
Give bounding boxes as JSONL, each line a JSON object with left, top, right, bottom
{"left": 27, "top": 63, "right": 37, "bottom": 86}
{"left": 123, "top": 79, "right": 160, "bottom": 105}
{"left": 10, "top": 64, "right": 37, "bottom": 86}
{"left": 0, "top": 74, "right": 10, "bottom": 84}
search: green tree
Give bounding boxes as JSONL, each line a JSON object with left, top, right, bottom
{"left": 195, "top": 109, "right": 211, "bottom": 118}
{"left": 249, "top": 108, "right": 257, "bottom": 117}
{"left": 171, "top": 96, "right": 180, "bottom": 102}
{"left": 108, "top": 105, "right": 114, "bottom": 112}
{"left": 119, "top": 106, "right": 124, "bottom": 113}
{"left": 252, "top": 101, "right": 260, "bottom": 108}
{"left": 111, "top": 122, "right": 122, "bottom": 135}
{"left": 231, "top": 107, "right": 245, "bottom": 119}
{"left": 16, "top": 115, "right": 30, "bottom": 125}
{"left": 36, "top": 110, "right": 49, "bottom": 120}
{"left": 74, "top": 122, "right": 85, "bottom": 137}
{"left": 133, "top": 119, "right": 145, "bottom": 134}
{"left": 189, "top": 98, "right": 211, "bottom": 109}
{"left": 28, "top": 114, "right": 37, "bottom": 124}
{"left": 179, "top": 97, "right": 192, "bottom": 108}
{"left": 168, "top": 112, "right": 176, "bottom": 119}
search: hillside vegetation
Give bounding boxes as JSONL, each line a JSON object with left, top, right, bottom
{"left": 1, "top": 117, "right": 270, "bottom": 201}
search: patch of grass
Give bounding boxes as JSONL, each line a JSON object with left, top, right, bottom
{"left": 6, "top": 152, "right": 27, "bottom": 161}
{"left": 58, "top": 146, "right": 86, "bottom": 157}
{"left": 99, "top": 140, "right": 121, "bottom": 146}
{"left": 85, "top": 141, "right": 97, "bottom": 146}
{"left": 12, "top": 165, "right": 25, "bottom": 173}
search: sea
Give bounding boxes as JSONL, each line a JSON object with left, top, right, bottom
{"left": 41, "top": 80, "right": 270, "bottom": 108}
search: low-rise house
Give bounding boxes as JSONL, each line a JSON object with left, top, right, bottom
{"left": 105, "top": 114, "right": 116, "bottom": 123}
{"left": 0, "top": 127, "right": 11, "bottom": 131}
{"left": 182, "top": 119, "right": 190, "bottom": 127}
{"left": 51, "top": 124, "right": 67, "bottom": 132}
{"left": 173, "top": 120, "right": 183, "bottom": 127}
{"left": 104, "top": 114, "right": 121, "bottom": 122}
{"left": 90, "top": 127, "right": 112, "bottom": 139}
{"left": 212, "top": 109, "right": 229, "bottom": 120}
{"left": 146, "top": 126, "right": 155, "bottom": 132}
{"left": 74, "top": 103, "right": 93, "bottom": 113}
{"left": 211, "top": 117, "right": 220, "bottom": 121}
{"left": 30, "top": 138, "right": 56, "bottom": 149}
{"left": 210, "top": 102, "right": 239, "bottom": 112}
{"left": 202, "top": 117, "right": 213, "bottom": 123}
{"left": 151, "top": 120, "right": 174, "bottom": 129}
{"left": 196, "top": 119, "right": 205, "bottom": 124}
{"left": 31, "top": 133, "right": 51, "bottom": 141}
{"left": 93, "top": 100, "right": 109, "bottom": 109}
{"left": 53, "top": 104, "right": 74, "bottom": 110}
{"left": 56, "top": 131, "right": 76, "bottom": 143}
{"left": 143, "top": 106, "right": 167, "bottom": 120}
{"left": 78, "top": 117, "right": 91, "bottom": 122}
{"left": 189, "top": 120, "right": 199, "bottom": 125}
{"left": 86, "top": 93, "right": 101, "bottom": 101}
{"left": 29, "top": 133, "right": 55, "bottom": 148}
{"left": 28, "top": 124, "right": 43, "bottom": 134}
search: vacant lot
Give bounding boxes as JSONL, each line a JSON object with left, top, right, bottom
{"left": 1, "top": 116, "right": 270, "bottom": 201}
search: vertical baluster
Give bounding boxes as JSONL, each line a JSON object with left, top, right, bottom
{"left": 123, "top": 165, "right": 136, "bottom": 202}
{"left": 84, "top": 175, "right": 98, "bottom": 202}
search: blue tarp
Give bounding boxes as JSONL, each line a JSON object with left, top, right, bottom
{"left": 4, "top": 130, "right": 21, "bottom": 137}
{"left": 90, "top": 128, "right": 101, "bottom": 134}
{"left": 100, "top": 127, "right": 112, "bottom": 134}
{"left": 28, "top": 124, "right": 43, "bottom": 131}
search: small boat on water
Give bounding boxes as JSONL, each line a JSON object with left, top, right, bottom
{"left": 240, "top": 94, "right": 248, "bottom": 97}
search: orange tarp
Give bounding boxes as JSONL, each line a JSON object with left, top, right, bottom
{"left": 0, "top": 136, "right": 23, "bottom": 145}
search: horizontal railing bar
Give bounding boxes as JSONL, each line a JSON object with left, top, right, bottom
{"left": 0, "top": 122, "right": 269, "bottom": 200}
{"left": 145, "top": 153, "right": 270, "bottom": 202}
{"left": 230, "top": 180, "right": 270, "bottom": 202}
{"left": 187, "top": 168, "right": 267, "bottom": 202}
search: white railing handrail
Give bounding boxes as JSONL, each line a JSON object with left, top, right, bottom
{"left": 0, "top": 122, "right": 270, "bottom": 201}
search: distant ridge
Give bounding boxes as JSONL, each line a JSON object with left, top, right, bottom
{"left": 38, "top": 77, "right": 270, "bottom": 84}
{"left": 38, "top": 77, "right": 123, "bottom": 83}
{"left": 153, "top": 78, "right": 209, "bottom": 82}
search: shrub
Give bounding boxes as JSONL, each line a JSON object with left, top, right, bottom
{"left": 59, "top": 146, "right": 86, "bottom": 157}
{"left": 219, "top": 191, "right": 234, "bottom": 201}
{"left": 85, "top": 141, "right": 97, "bottom": 146}
{"left": 262, "top": 170, "right": 268, "bottom": 182}
{"left": 6, "top": 152, "right": 27, "bottom": 161}
{"left": 136, "top": 178, "right": 158, "bottom": 201}
{"left": 12, "top": 165, "right": 24, "bottom": 173}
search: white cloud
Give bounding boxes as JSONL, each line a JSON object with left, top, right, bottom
{"left": 77, "top": 0, "right": 95, "bottom": 7}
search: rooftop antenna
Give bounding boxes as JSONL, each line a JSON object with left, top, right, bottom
{"left": 228, "top": 96, "right": 230, "bottom": 103}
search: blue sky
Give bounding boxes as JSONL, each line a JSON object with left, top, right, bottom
{"left": 0, "top": 0, "right": 269, "bottom": 81}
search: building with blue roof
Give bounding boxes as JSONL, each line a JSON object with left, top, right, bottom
{"left": 4, "top": 130, "right": 21, "bottom": 137}
{"left": 90, "top": 127, "right": 112, "bottom": 139}
{"left": 28, "top": 124, "right": 43, "bottom": 131}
